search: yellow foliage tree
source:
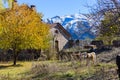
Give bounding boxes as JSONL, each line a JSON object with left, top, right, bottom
{"left": 0, "top": 3, "right": 50, "bottom": 65}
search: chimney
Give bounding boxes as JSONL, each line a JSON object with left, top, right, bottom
{"left": 12, "top": 0, "right": 18, "bottom": 9}
{"left": 30, "top": 5, "right": 36, "bottom": 11}
{"left": 14, "top": 0, "right": 17, "bottom": 2}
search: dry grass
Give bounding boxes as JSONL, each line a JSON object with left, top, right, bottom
{"left": 0, "top": 47, "right": 120, "bottom": 80}
{"left": 27, "top": 60, "right": 118, "bottom": 80}
{"left": 0, "top": 60, "right": 118, "bottom": 80}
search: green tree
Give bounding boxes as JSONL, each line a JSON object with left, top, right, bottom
{"left": 0, "top": 3, "right": 50, "bottom": 65}
{"left": 98, "top": 13, "right": 119, "bottom": 45}
{"left": 89, "top": 0, "right": 120, "bottom": 45}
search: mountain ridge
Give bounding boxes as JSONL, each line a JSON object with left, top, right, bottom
{"left": 45, "top": 13, "right": 96, "bottom": 40}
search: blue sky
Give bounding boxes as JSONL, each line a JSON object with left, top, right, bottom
{"left": 18, "top": 0, "right": 96, "bottom": 19}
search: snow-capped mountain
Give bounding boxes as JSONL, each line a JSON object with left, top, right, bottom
{"left": 46, "top": 14, "right": 97, "bottom": 40}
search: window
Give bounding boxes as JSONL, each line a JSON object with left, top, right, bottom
{"left": 55, "top": 30, "right": 58, "bottom": 34}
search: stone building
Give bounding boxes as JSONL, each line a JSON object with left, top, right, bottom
{"left": 49, "top": 23, "right": 72, "bottom": 52}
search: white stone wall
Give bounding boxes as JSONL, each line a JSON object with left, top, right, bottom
{"left": 50, "top": 28, "right": 68, "bottom": 51}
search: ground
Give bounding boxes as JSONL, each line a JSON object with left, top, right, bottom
{"left": 0, "top": 47, "right": 120, "bottom": 80}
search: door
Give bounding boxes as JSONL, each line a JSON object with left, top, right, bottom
{"left": 55, "top": 40, "right": 59, "bottom": 52}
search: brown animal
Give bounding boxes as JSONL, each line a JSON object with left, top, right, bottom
{"left": 86, "top": 52, "right": 96, "bottom": 66}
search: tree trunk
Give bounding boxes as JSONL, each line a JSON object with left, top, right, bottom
{"left": 13, "top": 53, "right": 17, "bottom": 65}
{"left": 13, "top": 49, "right": 18, "bottom": 66}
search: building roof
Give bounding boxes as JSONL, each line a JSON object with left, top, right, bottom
{"left": 49, "top": 23, "right": 72, "bottom": 39}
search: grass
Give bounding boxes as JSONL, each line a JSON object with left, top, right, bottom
{"left": 0, "top": 61, "right": 31, "bottom": 74}
{"left": 0, "top": 60, "right": 118, "bottom": 80}
{"left": 0, "top": 61, "right": 32, "bottom": 80}
{"left": 1, "top": 48, "right": 120, "bottom": 80}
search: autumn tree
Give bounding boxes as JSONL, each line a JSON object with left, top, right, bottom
{"left": 0, "top": 2, "right": 50, "bottom": 65}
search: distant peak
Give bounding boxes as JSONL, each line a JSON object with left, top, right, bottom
{"left": 45, "top": 13, "right": 97, "bottom": 40}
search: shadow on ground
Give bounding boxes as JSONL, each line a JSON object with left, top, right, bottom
{"left": 0, "top": 64, "right": 23, "bottom": 69}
